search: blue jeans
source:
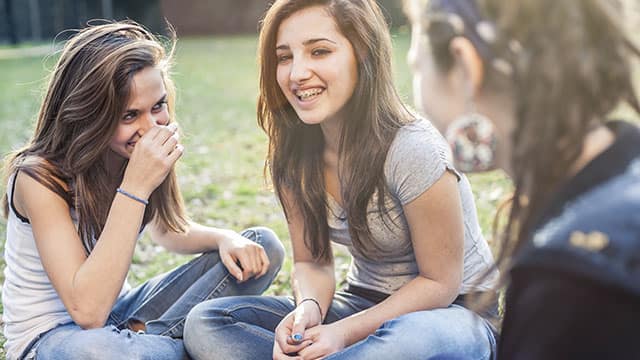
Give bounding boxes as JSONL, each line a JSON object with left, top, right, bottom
{"left": 184, "top": 291, "right": 496, "bottom": 360}
{"left": 24, "top": 227, "right": 285, "bottom": 360}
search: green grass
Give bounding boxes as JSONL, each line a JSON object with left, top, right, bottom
{"left": 0, "top": 32, "right": 513, "bottom": 358}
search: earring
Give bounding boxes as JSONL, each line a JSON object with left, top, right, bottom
{"left": 445, "top": 109, "right": 498, "bottom": 172}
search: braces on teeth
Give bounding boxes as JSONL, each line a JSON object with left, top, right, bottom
{"left": 298, "top": 88, "right": 323, "bottom": 99}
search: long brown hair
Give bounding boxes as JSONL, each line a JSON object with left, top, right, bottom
{"left": 415, "top": 0, "right": 640, "bottom": 271}
{"left": 3, "top": 21, "right": 188, "bottom": 253}
{"left": 257, "top": 0, "right": 412, "bottom": 262}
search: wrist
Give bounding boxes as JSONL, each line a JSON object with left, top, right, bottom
{"left": 118, "top": 181, "right": 151, "bottom": 201}
{"left": 332, "top": 319, "right": 359, "bottom": 347}
{"left": 298, "top": 298, "right": 323, "bottom": 325}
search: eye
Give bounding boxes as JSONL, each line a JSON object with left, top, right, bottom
{"left": 277, "top": 53, "right": 292, "bottom": 63}
{"left": 152, "top": 100, "right": 167, "bottom": 112}
{"left": 311, "top": 48, "right": 330, "bottom": 57}
{"left": 122, "top": 111, "right": 137, "bottom": 122}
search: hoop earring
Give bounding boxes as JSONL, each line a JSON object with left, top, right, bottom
{"left": 445, "top": 107, "right": 498, "bottom": 172}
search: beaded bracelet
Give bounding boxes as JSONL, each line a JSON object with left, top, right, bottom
{"left": 299, "top": 298, "right": 323, "bottom": 322}
{"left": 116, "top": 188, "right": 149, "bottom": 206}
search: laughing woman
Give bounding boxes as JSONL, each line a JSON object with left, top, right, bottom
{"left": 2, "top": 21, "right": 284, "bottom": 360}
{"left": 184, "top": 1, "right": 498, "bottom": 359}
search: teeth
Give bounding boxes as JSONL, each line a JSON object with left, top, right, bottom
{"left": 297, "top": 88, "right": 323, "bottom": 100}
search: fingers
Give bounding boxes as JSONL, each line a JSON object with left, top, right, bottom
{"left": 275, "top": 313, "right": 313, "bottom": 356}
{"left": 220, "top": 252, "right": 244, "bottom": 281}
{"left": 234, "top": 252, "right": 254, "bottom": 282}
{"left": 290, "top": 308, "right": 308, "bottom": 345}
{"left": 152, "top": 122, "right": 178, "bottom": 141}
{"left": 234, "top": 244, "right": 270, "bottom": 280}
{"left": 163, "top": 132, "right": 181, "bottom": 156}
{"left": 257, "top": 247, "right": 270, "bottom": 278}
{"left": 297, "top": 341, "right": 324, "bottom": 360}
{"left": 166, "top": 143, "right": 184, "bottom": 164}
{"left": 273, "top": 340, "right": 303, "bottom": 360}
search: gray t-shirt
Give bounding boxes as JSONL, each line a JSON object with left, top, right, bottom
{"left": 328, "top": 118, "right": 498, "bottom": 295}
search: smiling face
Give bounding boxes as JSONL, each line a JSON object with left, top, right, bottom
{"left": 109, "top": 66, "right": 169, "bottom": 159}
{"left": 275, "top": 5, "right": 358, "bottom": 127}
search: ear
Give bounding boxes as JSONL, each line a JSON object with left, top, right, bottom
{"left": 449, "top": 36, "right": 485, "bottom": 98}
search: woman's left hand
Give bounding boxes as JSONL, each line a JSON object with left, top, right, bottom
{"left": 218, "top": 231, "right": 270, "bottom": 282}
{"left": 296, "top": 323, "right": 347, "bottom": 360}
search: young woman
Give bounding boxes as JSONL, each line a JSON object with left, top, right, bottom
{"left": 405, "top": 0, "right": 640, "bottom": 357}
{"left": 184, "top": 1, "right": 498, "bottom": 359}
{"left": 2, "top": 21, "right": 284, "bottom": 360}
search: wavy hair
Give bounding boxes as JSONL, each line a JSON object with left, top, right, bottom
{"left": 412, "top": 0, "right": 640, "bottom": 276}
{"left": 3, "top": 21, "right": 188, "bottom": 253}
{"left": 257, "top": 0, "right": 412, "bottom": 261}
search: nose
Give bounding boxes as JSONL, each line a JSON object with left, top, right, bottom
{"left": 289, "top": 56, "right": 312, "bottom": 83}
{"left": 137, "top": 113, "right": 159, "bottom": 134}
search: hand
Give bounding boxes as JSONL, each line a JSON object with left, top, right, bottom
{"left": 273, "top": 302, "right": 322, "bottom": 359}
{"left": 297, "top": 323, "right": 347, "bottom": 360}
{"left": 218, "top": 230, "right": 270, "bottom": 282}
{"left": 121, "top": 123, "right": 183, "bottom": 199}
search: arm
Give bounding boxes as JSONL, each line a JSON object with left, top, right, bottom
{"left": 273, "top": 188, "right": 335, "bottom": 359}
{"left": 19, "top": 173, "right": 148, "bottom": 329}
{"left": 149, "top": 220, "right": 270, "bottom": 281}
{"left": 16, "top": 125, "right": 182, "bottom": 329}
{"left": 298, "top": 171, "right": 464, "bottom": 358}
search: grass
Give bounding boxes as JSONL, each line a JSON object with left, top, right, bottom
{"left": 0, "top": 31, "right": 515, "bottom": 358}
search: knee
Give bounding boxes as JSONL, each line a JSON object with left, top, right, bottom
{"left": 184, "top": 300, "right": 236, "bottom": 358}
{"left": 243, "top": 226, "right": 285, "bottom": 271}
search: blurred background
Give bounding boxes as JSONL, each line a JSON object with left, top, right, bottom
{"left": 0, "top": 0, "right": 407, "bottom": 43}
{"left": 0, "top": 1, "right": 638, "bottom": 359}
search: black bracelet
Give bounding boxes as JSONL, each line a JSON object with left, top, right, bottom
{"left": 116, "top": 188, "right": 149, "bottom": 206}
{"left": 299, "top": 298, "right": 323, "bottom": 321}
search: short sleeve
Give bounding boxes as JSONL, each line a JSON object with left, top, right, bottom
{"left": 385, "top": 119, "right": 459, "bottom": 205}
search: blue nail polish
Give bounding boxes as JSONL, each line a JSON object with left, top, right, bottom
{"left": 292, "top": 333, "right": 303, "bottom": 342}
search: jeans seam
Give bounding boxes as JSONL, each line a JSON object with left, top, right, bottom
{"left": 115, "top": 255, "right": 208, "bottom": 329}
{"left": 236, "top": 321, "right": 276, "bottom": 342}
{"left": 158, "top": 271, "right": 233, "bottom": 337}
{"left": 153, "top": 228, "right": 267, "bottom": 337}
{"left": 223, "top": 300, "right": 292, "bottom": 319}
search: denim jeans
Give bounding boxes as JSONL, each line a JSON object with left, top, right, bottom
{"left": 23, "top": 227, "right": 285, "bottom": 360}
{"left": 184, "top": 291, "right": 496, "bottom": 360}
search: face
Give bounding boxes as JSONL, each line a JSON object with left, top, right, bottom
{"left": 275, "top": 6, "right": 358, "bottom": 126}
{"left": 407, "top": 1, "right": 515, "bottom": 173}
{"left": 109, "top": 66, "right": 169, "bottom": 159}
{"left": 407, "top": 2, "right": 466, "bottom": 134}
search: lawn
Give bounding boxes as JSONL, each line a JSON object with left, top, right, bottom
{"left": 0, "top": 31, "right": 514, "bottom": 357}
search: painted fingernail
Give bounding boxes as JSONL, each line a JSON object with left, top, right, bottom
{"left": 292, "top": 333, "right": 303, "bottom": 342}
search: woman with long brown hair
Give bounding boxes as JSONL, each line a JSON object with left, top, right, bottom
{"left": 184, "top": 0, "right": 498, "bottom": 359}
{"left": 405, "top": 0, "right": 640, "bottom": 357}
{"left": 1, "top": 21, "right": 284, "bottom": 360}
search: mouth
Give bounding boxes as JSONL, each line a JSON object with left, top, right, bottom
{"left": 295, "top": 87, "right": 325, "bottom": 102}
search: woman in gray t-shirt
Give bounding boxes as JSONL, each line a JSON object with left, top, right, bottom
{"left": 183, "top": 1, "right": 498, "bottom": 359}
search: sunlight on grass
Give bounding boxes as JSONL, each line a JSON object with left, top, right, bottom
{"left": 1, "top": 27, "right": 638, "bottom": 357}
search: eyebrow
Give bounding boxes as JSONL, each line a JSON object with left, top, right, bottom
{"left": 124, "top": 93, "right": 167, "bottom": 113}
{"left": 276, "top": 38, "right": 337, "bottom": 51}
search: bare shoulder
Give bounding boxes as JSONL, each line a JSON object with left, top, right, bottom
{"left": 14, "top": 164, "right": 71, "bottom": 222}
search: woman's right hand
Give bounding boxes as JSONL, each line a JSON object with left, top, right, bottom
{"left": 121, "top": 123, "right": 183, "bottom": 199}
{"left": 273, "top": 301, "right": 321, "bottom": 359}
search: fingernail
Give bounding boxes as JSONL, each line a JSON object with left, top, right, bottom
{"left": 292, "top": 333, "right": 303, "bottom": 342}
